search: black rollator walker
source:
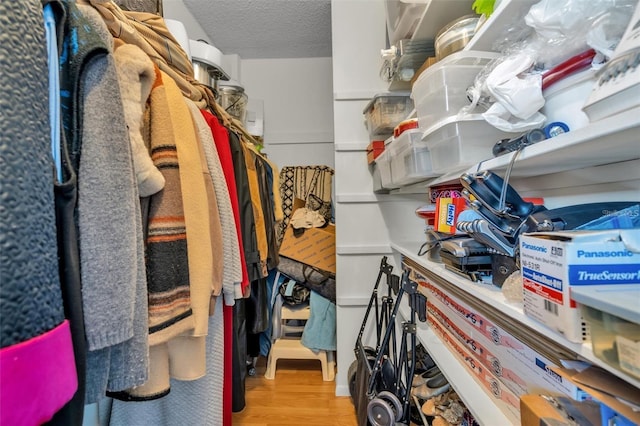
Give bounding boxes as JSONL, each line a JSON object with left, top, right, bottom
{"left": 348, "top": 257, "right": 427, "bottom": 426}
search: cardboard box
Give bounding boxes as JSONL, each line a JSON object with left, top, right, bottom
{"left": 427, "top": 301, "right": 530, "bottom": 397}
{"left": 428, "top": 314, "right": 522, "bottom": 425}
{"left": 429, "top": 183, "right": 464, "bottom": 204}
{"left": 404, "top": 260, "right": 588, "bottom": 400}
{"left": 551, "top": 366, "right": 640, "bottom": 425}
{"left": 366, "top": 140, "right": 385, "bottom": 164}
{"left": 410, "top": 56, "right": 438, "bottom": 87}
{"left": 520, "top": 395, "right": 601, "bottom": 426}
{"left": 426, "top": 293, "right": 588, "bottom": 401}
{"left": 520, "top": 229, "right": 640, "bottom": 343}
{"left": 279, "top": 223, "right": 336, "bottom": 274}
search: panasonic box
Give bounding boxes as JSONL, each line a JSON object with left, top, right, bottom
{"left": 520, "top": 229, "right": 640, "bottom": 343}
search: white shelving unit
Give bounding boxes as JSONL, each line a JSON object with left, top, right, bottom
{"left": 331, "top": 0, "right": 407, "bottom": 397}
{"left": 336, "top": 194, "right": 396, "bottom": 203}
{"left": 390, "top": 0, "right": 640, "bottom": 189}
{"left": 471, "top": 106, "right": 640, "bottom": 178}
{"left": 392, "top": 240, "right": 640, "bottom": 391}
{"left": 332, "top": 0, "right": 640, "bottom": 420}
{"left": 390, "top": 103, "right": 640, "bottom": 191}
{"left": 336, "top": 245, "right": 393, "bottom": 255}
{"left": 392, "top": 96, "right": 640, "bottom": 194}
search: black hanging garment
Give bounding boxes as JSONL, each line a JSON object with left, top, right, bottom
{"left": 232, "top": 298, "right": 247, "bottom": 412}
{"left": 227, "top": 130, "right": 257, "bottom": 412}
{"left": 49, "top": 138, "right": 87, "bottom": 426}
{"left": 245, "top": 156, "right": 280, "bottom": 359}
{"left": 256, "top": 155, "right": 280, "bottom": 271}
{"left": 228, "top": 130, "right": 262, "bottom": 283}
{"left": 45, "top": 1, "right": 88, "bottom": 424}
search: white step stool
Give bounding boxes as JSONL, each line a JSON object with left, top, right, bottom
{"left": 265, "top": 303, "right": 335, "bottom": 381}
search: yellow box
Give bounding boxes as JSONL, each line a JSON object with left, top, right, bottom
{"left": 434, "top": 197, "right": 466, "bottom": 234}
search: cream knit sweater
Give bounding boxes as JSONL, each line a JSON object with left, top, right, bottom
{"left": 186, "top": 100, "right": 242, "bottom": 305}
{"left": 112, "top": 43, "right": 164, "bottom": 197}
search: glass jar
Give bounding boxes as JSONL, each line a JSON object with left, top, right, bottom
{"left": 217, "top": 84, "right": 248, "bottom": 124}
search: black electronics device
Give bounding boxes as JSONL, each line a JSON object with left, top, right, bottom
{"left": 439, "top": 238, "right": 493, "bottom": 282}
{"left": 491, "top": 254, "right": 518, "bottom": 288}
{"left": 456, "top": 171, "right": 639, "bottom": 283}
{"left": 492, "top": 128, "right": 547, "bottom": 157}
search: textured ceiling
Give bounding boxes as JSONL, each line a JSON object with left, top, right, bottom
{"left": 183, "top": 0, "right": 332, "bottom": 59}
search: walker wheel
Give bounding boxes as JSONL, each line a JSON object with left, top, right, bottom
{"left": 379, "top": 391, "right": 404, "bottom": 421}
{"left": 368, "top": 391, "right": 404, "bottom": 425}
{"left": 367, "top": 397, "right": 395, "bottom": 426}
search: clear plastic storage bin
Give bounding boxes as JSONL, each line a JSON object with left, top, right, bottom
{"left": 424, "top": 115, "right": 519, "bottom": 174}
{"left": 374, "top": 148, "right": 396, "bottom": 190}
{"left": 412, "top": 51, "right": 498, "bottom": 131}
{"left": 389, "top": 129, "right": 437, "bottom": 186}
{"left": 573, "top": 285, "right": 640, "bottom": 380}
{"left": 372, "top": 163, "right": 385, "bottom": 193}
{"left": 363, "top": 92, "right": 413, "bottom": 139}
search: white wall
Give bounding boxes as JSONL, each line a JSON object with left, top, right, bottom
{"left": 331, "top": 0, "right": 395, "bottom": 397}
{"left": 240, "top": 58, "right": 335, "bottom": 168}
{"left": 163, "top": 1, "right": 335, "bottom": 169}
{"left": 162, "top": 0, "right": 212, "bottom": 44}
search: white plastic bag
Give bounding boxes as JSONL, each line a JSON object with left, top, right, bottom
{"left": 525, "top": 0, "right": 587, "bottom": 39}
{"left": 586, "top": 7, "right": 637, "bottom": 60}
{"left": 524, "top": 0, "right": 639, "bottom": 68}
{"left": 485, "top": 53, "right": 544, "bottom": 119}
{"left": 482, "top": 102, "right": 546, "bottom": 133}
{"left": 480, "top": 52, "right": 546, "bottom": 131}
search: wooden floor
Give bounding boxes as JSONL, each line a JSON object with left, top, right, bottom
{"left": 232, "top": 357, "right": 358, "bottom": 426}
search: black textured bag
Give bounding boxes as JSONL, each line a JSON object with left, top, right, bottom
{"left": 278, "top": 280, "right": 310, "bottom": 306}
{"left": 277, "top": 256, "right": 336, "bottom": 304}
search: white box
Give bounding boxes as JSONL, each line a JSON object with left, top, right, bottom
{"left": 427, "top": 300, "right": 530, "bottom": 396}
{"left": 426, "top": 294, "right": 588, "bottom": 401}
{"left": 520, "top": 229, "right": 640, "bottom": 343}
